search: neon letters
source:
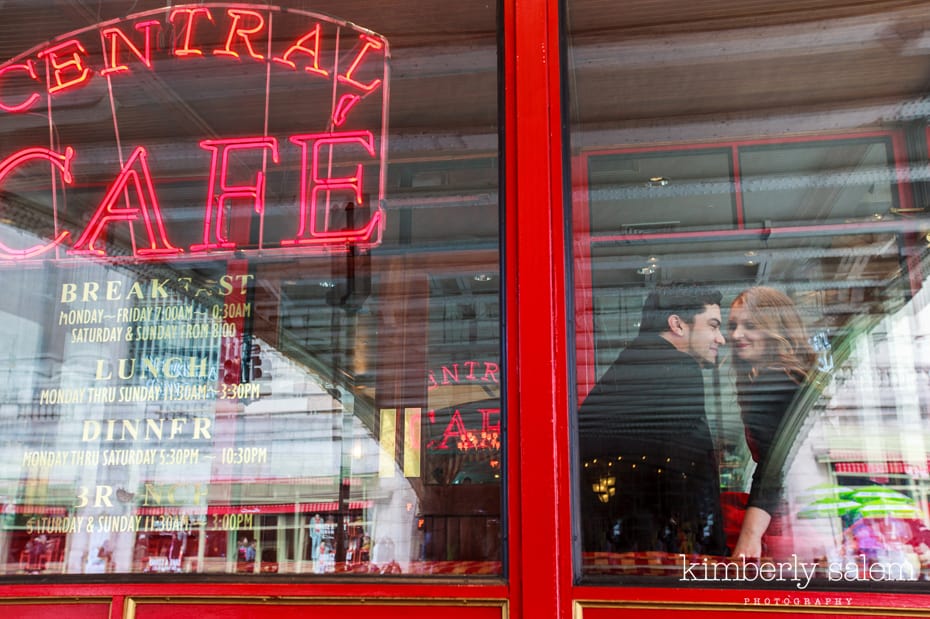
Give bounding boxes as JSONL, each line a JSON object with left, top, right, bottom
{"left": 0, "top": 4, "right": 389, "bottom": 261}
{"left": 0, "top": 147, "right": 73, "bottom": 258}
{"left": 0, "top": 132, "right": 381, "bottom": 260}
{"left": 1, "top": 6, "right": 386, "bottom": 105}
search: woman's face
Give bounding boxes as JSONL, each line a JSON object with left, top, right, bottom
{"left": 728, "top": 304, "right": 768, "bottom": 364}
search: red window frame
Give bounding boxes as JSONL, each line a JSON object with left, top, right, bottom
{"left": 2, "top": 0, "right": 930, "bottom": 616}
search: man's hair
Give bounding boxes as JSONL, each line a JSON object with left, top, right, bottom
{"left": 638, "top": 283, "right": 722, "bottom": 334}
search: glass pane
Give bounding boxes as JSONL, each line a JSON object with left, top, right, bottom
{"left": 0, "top": 0, "right": 500, "bottom": 577}
{"left": 739, "top": 139, "right": 899, "bottom": 228}
{"left": 586, "top": 150, "right": 737, "bottom": 235}
{"left": 568, "top": 0, "right": 930, "bottom": 588}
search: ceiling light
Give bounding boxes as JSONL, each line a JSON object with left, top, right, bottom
{"left": 646, "top": 176, "right": 670, "bottom": 187}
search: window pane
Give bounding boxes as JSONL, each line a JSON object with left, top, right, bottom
{"left": 568, "top": 1, "right": 930, "bottom": 588}
{"left": 586, "top": 150, "right": 737, "bottom": 235}
{"left": 0, "top": 0, "right": 500, "bottom": 577}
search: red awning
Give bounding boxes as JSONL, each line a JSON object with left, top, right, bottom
{"left": 206, "top": 500, "right": 373, "bottom": 515}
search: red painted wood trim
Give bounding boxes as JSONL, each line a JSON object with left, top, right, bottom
{"left": 574, "top": 584, "right": 930, "bottom": 610}
{"left": 502, "top": 0, "right": 521, "bottom": 611}
{"left": 510, "top": 0, "right": 571, "bottom": 618}
{"left": 0, "top": 582, "right": 508, "bottom": 600}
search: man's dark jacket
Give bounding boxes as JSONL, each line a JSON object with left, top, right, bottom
{"left": 578, "top": 333, "right": 726, "bottom": 555}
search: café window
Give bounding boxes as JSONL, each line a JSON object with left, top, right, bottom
{"left": 0, "top": 1, "right": 501, "bottom": 577}
{"left": 567, "top": 0, "right": 930, "bottom": 587}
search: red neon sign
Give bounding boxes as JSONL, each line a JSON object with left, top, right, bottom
{"left": 69, "top": 147, "right": 181, "bottom": 258}
{"left": 337, "top": 35, "right": 384, "bottom": 93}
{"left": 0, "top": 61, "right": 40, "bottom": 113}
{"left": 272, "top": 23, "right": 328, "bottom": 77}
{"left": 0, "top": 4, "right": 390, "bottom": 262}
{"left": 427, "top": 408, "right": 501, "bottom": 452}
{"left": 36, "top": 39, "right": 92, "bottom": 95}
{"left": 425, "top": 361, "right": 501, "bottom": 453}
{"left": 285, "top": 131, "right": 379, "bottom": 245}
{"left": 192, "top": 137, "right": 280, "bottom": 251}
{"left": 5, "top": 6, "right": 388, "bottom": 101}
{"left": 214, "top": 9, "right": 266, "bottom": 61}
{"left": 101, "top": 20, "right": 160, "bottom": 76}
{"left": 0, "top": 147, "right": 73, "bottom": 258}
{"left": 170, "top": 7, "right": 214, "bottom": 57}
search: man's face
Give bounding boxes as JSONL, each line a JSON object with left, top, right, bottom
{"left": 682, "top": 304, "right": 725, "bottom": 367}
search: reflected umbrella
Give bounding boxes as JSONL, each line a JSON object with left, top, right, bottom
{"left": 798, "top": 483, "right": 855, "bottom": 504}
{"left": 849, "top": 486, "right": 912, "bottom": 503}
{"left": 856, "top": 501, "right": 923, "bottom": 520}
{"left": 797, "top": 498, "right": 861, "bottom": 519}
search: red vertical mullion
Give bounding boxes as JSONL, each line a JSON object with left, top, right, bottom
{"left": 502, "top": 0, "right": 520, "bottom": 613}
{"left": 731, "top": 144, "right": 745, "bottom": 228}
{"left": 110, "top": 595, "right": 124, "bottom": 619}
{"left": 509, "top": 0, "right": 570, "bottom": 618}
{"left": 572, "top": 154, "right": 595, "bottom": 402}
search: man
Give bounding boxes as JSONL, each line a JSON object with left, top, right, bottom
{"left": 578, "top": 283, "right": 727, "bottom": 556}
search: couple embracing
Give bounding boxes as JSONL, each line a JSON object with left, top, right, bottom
{"left": 579, "top": 283, "right": 814, "bottom": 559}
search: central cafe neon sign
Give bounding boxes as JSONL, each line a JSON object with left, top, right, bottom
{"left": 0, "top": 4, "right": 389, "bottom": 261}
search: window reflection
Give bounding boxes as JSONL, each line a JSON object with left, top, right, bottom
{"left": 568, "top": 0, "right": 930, "bottom": 583}
{"left": 0, "top": 0, "right": 500, "bottom": 578}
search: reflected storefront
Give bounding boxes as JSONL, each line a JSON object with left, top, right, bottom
{"left": 0, "top": 0, "right": 501, "bottom": 585}
{"left": 567, "top": 0, "right": 930, "bottom": 605}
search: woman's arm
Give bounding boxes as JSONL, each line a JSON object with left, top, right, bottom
{"left": 731, "top": 506, "right": 771, "bottom": 558}
{"left": 734, "top": 369, "right": 800, "bottom": 558}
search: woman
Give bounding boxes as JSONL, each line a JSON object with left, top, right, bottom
{"left": 728, "top": 286, "right": 816, "bottom": 559}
